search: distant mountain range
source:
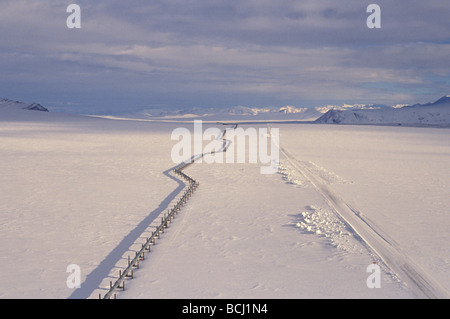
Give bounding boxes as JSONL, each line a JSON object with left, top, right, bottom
{"left": 0, "top": 98, "right": 49, "bottom": 112}
{"left": 2, "top": 95, "right": 449, "bottom": 126}
{"left": 315, "top": 96, "right": 450, "bottom": 126}
{"left": 128, "top": 103, "right": 397, "bottom": 121}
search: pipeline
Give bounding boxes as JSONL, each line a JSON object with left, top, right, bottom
{"left": 102, "top": 125, "right": 232, "bottom": 299}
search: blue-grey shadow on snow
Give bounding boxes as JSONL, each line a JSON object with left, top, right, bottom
{"left": 68, "top": 166, "right": 185, "bottom": 299}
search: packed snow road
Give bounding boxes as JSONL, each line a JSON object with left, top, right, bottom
{"left": 280, "top": 144, "right": 449, "bottom": 299}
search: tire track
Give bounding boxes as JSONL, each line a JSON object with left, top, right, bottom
{"left": 280, "top": 145, "right": 449, "bottom": 299}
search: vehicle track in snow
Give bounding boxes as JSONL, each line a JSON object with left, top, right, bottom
{"left": 279, "top": 145, "right": 449, "bottom": 299}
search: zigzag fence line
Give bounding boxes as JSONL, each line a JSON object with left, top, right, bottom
{"left": 101, "top": 125, "right": 233, "bottom": 299}
{"left": 102, "top": 162, "right": 198, "bottom": 299}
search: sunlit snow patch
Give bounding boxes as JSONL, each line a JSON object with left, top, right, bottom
{"left": 294, "top": 205, "right": 362, "bottom": 253}
{"left": 277, "top": 162, "right": 311, "bottom": 188}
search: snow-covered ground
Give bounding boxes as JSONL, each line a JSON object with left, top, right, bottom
{"left": 0, "top": 107, "right": 449, "bottom": 299}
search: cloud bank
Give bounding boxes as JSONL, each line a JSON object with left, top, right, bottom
{"left": 0, "top": 0, "right": 449, "bottom": 113}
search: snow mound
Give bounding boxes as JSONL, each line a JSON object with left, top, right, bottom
{"left": 315, "top": 96, "right": 450, "bottom": 126}
{"left": 294, "top": 205, "right": 362, "bottom": 253}
{"left": 0, "top": 98, "right": 49, "bottom": 112}
{"left": 278, "top": 162, "right": 311, "bottom": 188}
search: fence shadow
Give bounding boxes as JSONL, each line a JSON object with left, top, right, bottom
{"left": 70, "top": 124, "right": 234, "bottom": 299}
{"left": 68, "top": 166, "right": 185, "bottom": 299}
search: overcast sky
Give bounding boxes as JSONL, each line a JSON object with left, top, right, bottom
{"left": 1, "top": 0, "right": 449, "bottom": 114}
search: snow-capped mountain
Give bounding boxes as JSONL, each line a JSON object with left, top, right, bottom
{"left": 129, "top": 104, "right": 389, "bottom": 121}
{"left": 405, "top": 95, "right": 450, "bottom": 108}
{"left": 130, "top": 105, "right": 321, "bottom": 121}
{"left": 0, "top": 98, "right": 49, "bottom": 112}
{"left": 3, "top": 95, "right": 449, "bottom": 126}
{"left": 315, "top": 96, "right": 450, "bottom": 126}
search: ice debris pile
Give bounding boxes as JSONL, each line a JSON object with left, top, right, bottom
{"left": 295, "top": 205, "right": 362, "bottom": 253}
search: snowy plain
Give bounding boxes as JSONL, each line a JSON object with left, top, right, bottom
{"left": 0, "top": 106, "right": 449, "bottom": 299}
